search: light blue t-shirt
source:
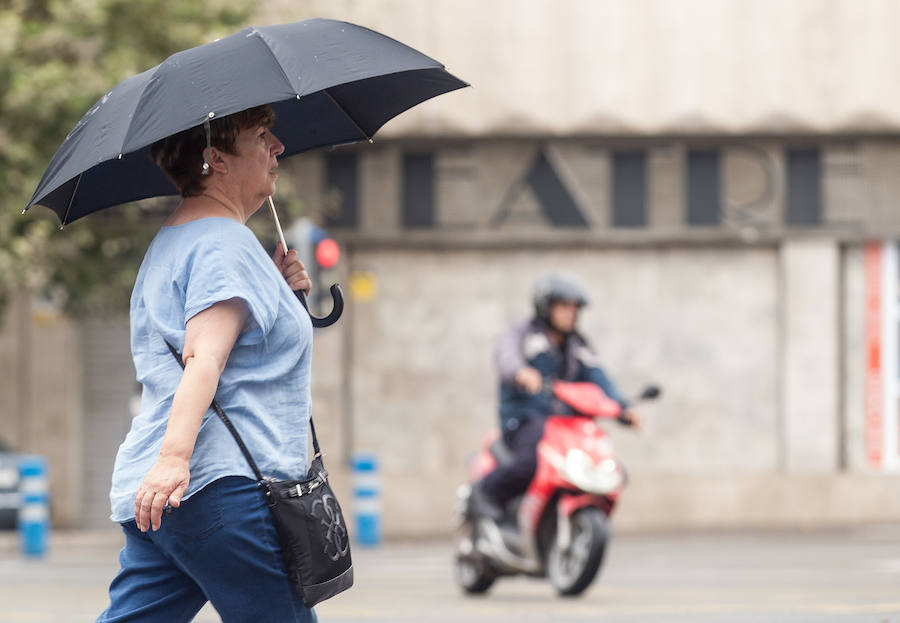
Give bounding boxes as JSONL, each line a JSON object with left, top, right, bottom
{"left": 109, "top": 217, "right": 313, "bottom": 523}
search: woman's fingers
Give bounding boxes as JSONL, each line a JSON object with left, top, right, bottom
{"left": 276, "top": 248, "right": 312, "bottom": 293}
{"left": 134, "top": 457, "right": 190, "bottom": 531}
{"left": 135, "top": 488, "right": 176, "bottom": 532}
{"left": 281, "top": 250, "right": 305, "bottom": 272}
{"left": 134, "top": 489, "right": 146, "bottom": 531}
{"left": 272, "top": 245, "right": 300, "bottom": 273}
{"left": 272, "top": 241, "right": 286, "bottom": 265}
{"left": 136, "top": 489, "right": 156, "bottom": 532}
{"left": 285, "top": 269, "right": 312, "bottom": 293}
{"left": 149, "top": 492, "right": 168, "bottom": 531}
{"left": 281, "top": 252, "right": 306, "bottom": 277}
{"left": 168, "top": 483, "right": 187, "bottom": 508}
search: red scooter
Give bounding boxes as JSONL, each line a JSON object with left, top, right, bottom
{"left": 454, "top": 381, "right": 660, "bottom": 596}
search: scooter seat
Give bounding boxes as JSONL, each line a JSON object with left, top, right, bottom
{"left": 489, "top": 438, "right": 515, "bottom": 466}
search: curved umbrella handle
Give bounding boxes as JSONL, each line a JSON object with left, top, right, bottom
{"left": 296, "top": 284, "right": 344, "bottom": 328}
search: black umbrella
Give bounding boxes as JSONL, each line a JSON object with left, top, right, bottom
{"left": 26, "top": 18, "right": 466, "bottom": 223}
{"left": 25, "top": 18, "right": 467, "bottom": 326}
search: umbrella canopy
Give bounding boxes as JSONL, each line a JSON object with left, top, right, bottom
{"left": 26, "top": 18, "right": 467, "bottom": 224}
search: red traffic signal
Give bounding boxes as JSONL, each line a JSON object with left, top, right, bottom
{"left": 316, "top": 237, "right": 340, "bottom": 269}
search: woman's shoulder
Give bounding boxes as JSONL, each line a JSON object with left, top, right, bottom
{"left": 180, "top": 217, "right": 257, "bottom": 242}
{"left": 159, "top": 218, "right": 262, "bottom": 259}
{"left": 137, "top": 219, "right": 270, "bottom": 294}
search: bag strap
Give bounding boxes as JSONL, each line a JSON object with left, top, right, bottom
{"left": 164, "top": 340, "right": 323, "bottom": 482}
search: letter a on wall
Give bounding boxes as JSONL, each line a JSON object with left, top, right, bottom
{"left": 491, "top": 149, "right": 588, "bottom": 227}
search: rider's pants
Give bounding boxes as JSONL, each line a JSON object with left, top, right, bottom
{"left": 480, "top": 416, "right": 546, "bottom": 505}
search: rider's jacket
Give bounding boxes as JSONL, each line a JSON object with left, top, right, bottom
{"left": 494, "top": 318, "right": 628, "bottom": 432}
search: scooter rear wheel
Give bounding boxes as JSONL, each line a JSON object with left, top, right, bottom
{"left": 546, "top": 507, "right": 610, "bottom": 596}
{"left": 455, "top": 523, "right": 497, "bottom": 595}
{"left": 455, "top": 553, "right": 497, "bottom": 594}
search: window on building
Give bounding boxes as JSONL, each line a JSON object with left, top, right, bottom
{"left": 323, "top": 152, "right": 358, "bottom": 228}
{"left": 687, "top": 150, "right": 720, "bottom": 226}
{"left": 402, "top": 152, "right": 434, "bottom": 228}
{"left": 785, "top": 148, "right": 821, "bottom": 225}
{"left": 612, "top": 151, "right": 647, "bottom": 227}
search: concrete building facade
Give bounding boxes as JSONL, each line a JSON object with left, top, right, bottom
{"left": 277, "top": 132, "right": 900, "bottom": 535}
{"left": 2, "top": 0, "right": 899, "bottom": 534}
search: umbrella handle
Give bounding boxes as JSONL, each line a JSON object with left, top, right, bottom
{"left": 296, "top": 284, "right": 344, "bottom": 328}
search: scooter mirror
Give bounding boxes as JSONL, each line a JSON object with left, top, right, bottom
{"left": 640, "top": 385, "right": 662, "bottom": 400}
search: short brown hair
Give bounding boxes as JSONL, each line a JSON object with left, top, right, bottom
{"left": 150, "top": 105, "right": 275, "bottom": 197}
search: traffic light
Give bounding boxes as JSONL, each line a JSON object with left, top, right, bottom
{"left": 315, "top": 237, "right": 340, "bottom": 269}
{"left": 287, "top": 218, "right": 341, "bottom": 314}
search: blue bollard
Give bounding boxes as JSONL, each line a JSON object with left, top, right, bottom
{"left": 351, "top": 453, "right": 381, "bottom": 546}
{"left": 18, "top": 455, "right": 49, "bottom": 557}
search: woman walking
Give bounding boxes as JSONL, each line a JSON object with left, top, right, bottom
{"left": 98, "top": 104, "right": 317, "bottom": 622}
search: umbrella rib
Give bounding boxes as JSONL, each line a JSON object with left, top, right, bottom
{"left": 119, "top": 65, "right": 167, "bottom": 154}
{"left": 251, "top": 28, "right": 307, "bottom": 102}
{"left": 249, "top": 29, "right": 369, "bottom": 142}
{"left": 323, "top": 89, "right": 372, "bottom": 142}
{"left": 60, "top": 174, "right": 82, "bottom": 226}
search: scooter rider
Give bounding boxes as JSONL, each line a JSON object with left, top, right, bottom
{"left": 473, "top": 272, "right": 642, "bottom": 520}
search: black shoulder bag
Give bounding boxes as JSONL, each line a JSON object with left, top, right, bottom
{"left": 165, "top": 342, "right": 353, "bottom": 608}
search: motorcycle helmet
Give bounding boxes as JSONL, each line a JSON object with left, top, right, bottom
{"left": 532, "top": 272, "right": 589, "bottom": 324}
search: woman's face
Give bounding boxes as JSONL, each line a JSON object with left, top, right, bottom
{"left": 225, "top": 124, "right": 285, "bottom": 212}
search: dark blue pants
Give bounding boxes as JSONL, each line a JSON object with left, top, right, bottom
{"left": 480, "top": 417, "right": 546, "bottom": 505}
{"left": 97, "top": 476, "right": 316, "bottom": 623}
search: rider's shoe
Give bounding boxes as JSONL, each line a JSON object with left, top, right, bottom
{"left": 470, "top": 483, "right": 505, "bottom": 522}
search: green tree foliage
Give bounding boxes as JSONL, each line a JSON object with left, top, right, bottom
{"left": 0, "top": 0, "right": 253, "bottom": 314}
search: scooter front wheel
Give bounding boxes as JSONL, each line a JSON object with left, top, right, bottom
{"left": 546, "top": 507, "right": 610, "bottom": 596}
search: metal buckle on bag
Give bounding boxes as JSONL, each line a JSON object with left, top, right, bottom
{"left": 291, "top": 471, "right": 327, "bottom": 498}
{"left": 258, "top": 477, "right": 276, "bottom": 499}
{"left": 310, "top": 471, "right": 326, "bottom": 492}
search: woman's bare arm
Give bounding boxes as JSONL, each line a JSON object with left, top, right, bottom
{"left": 134, "top": 297, "right": 249, "bottom": 532}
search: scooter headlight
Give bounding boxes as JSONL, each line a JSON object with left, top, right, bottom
{"left": 562, "top": 449, "right": 622, "bottom": 494}
{"left": 563, "top": 449, "right": 593, "bottom": 482}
